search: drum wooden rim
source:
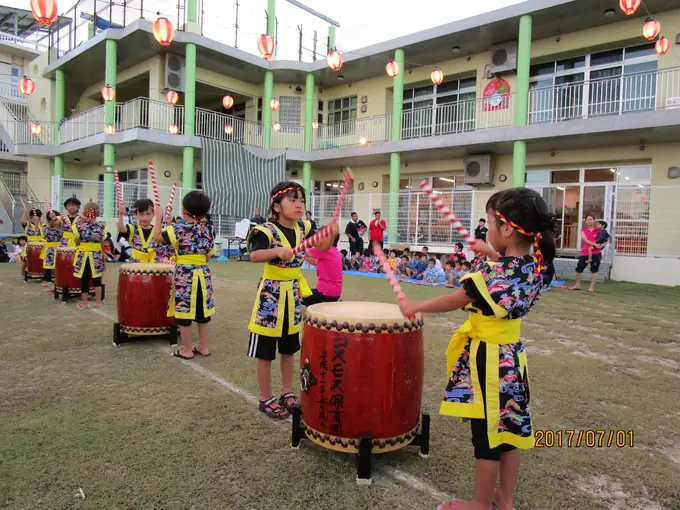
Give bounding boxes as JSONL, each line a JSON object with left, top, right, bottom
{"left": 120, "top": 263, "right": 174, "bottom": 275}
{"left": 304, "top": 301, "right": 423, "bottom": 333}
{"left": 57, "top": 246, "right": 76, "bottom": 252}
{"left": 301, "top": 422, "right": 418, "bottom": 454}
{"left": 27, "top": 241, "right": 45, "bottom": 247}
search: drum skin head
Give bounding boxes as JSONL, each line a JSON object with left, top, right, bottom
{"left": 120, "top": 263, "right": 174, "bottom": 275}
{"left": 306, "top": 301, "right": 420, "bottom": 323}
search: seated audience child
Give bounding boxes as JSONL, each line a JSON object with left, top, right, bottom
{"left": 413, "top": 253, "right": 428, "bottom": 280}
{"left": 444, "top": 261, "right": 456, "bottom": 288}
{"left": 350, "top": 250, "right": 363, "bottom": 270}
{"left": 340, "top": 249, "right": 351, "bottom": 271}
{"left": 448, "top": 242, "right": 466, "bottom": 262}
{"left": 397, "top": 254, "right": 411, "bottom": 278}
{"left": 422, "top": 258, "right": 440, "bottom": 285}
{"left": 359, "top": 249, "right": 375, "bottom": 272}
{"left": 587, "top": 220, "right": 610, "bottom": 263}
{"left": 387, "top": 250, "right": 399, "bottom": 273}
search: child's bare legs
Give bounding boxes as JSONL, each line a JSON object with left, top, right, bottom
{"left": 587, "top": 272, "right": 598, "bottom": 293}
{"left": 177, "top": 325, "right": 193, "bottom": 357}
{"left": 195, "top": 323, "right": 209, "bottom": 355}
{"left": 94, "top": 286, "right": 104, "bottom": 308}
{"left": 257, "top": 359, "right": 273, "bottom": 398}
{"left": 569, "top": 272, "right": 582, "bottom": 290}
{"left": 440, "top": 460, "right": 499, "bottom": 510}
{"left": 280, "top": 353, "right": 295, "bottom": 397}
{"left": 493, "top": 450, "right": 520, "bottom": 510}
{"left": 78, "top": 289, "right": 89, "bottom": 308}
{"left": 586, "top": 245, "right": 593, "bottom": 263}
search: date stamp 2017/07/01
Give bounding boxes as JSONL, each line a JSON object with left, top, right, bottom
{"left": 534, "top": 430, "right": 634, "bottom": 448}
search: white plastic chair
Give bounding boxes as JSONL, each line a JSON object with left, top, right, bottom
{"left": 233, "top": 218, "right": 252, "bottom": 260}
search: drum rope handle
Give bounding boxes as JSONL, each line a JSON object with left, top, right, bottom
{"left": 373, "top": 242, "right": 415, "bottom": 321}
{"left": 419, "top": 180, "right": 473, "bottom": 245}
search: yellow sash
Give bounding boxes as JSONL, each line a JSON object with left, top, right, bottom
{"left": 62, "top": 231, "right": 76, "bottom": 247}
{"left": 39, "top": 242, "right": 60, "bottom": 260}
{"left": 73, "top": 242, "right": 102, "bottom": 266}
{"left": 27, "top": 235, "right": 43, "bottom": 242}
{"left": 132, "top": 248, "right": 156, "bottom": 264}
{"left": 263, "top": 264, "right": 312, "bottom": 298}
{"left": 175, "top": 254, "right": 209, "bottom": 265}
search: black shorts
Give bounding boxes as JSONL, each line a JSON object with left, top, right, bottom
{"left": 302, "top": 288, "right": 340, "bottom": 307}
{"left": 575, "top": 254, "right": 601, "bottom": 274}
{"left": 247, "top": 302, "right": 300, "bottom": 361}
{"left": 469, "top": 342, "right": 517, "bottom": 461}
{"left": 175, "top": 285, "right": 212, "bottom": 327}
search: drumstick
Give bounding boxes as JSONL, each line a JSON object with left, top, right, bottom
{"left": 373, "top": 242, "right": 415, "bottom": 320}
{"left": 291, "top": 224, "right": 335, "bottom": 256}
{"left": 59, "top": 213, "right": 72, "bottom": 228}
{"left": 165, "top": 182, "right": 177, "bottom": 219}
{"left": 331, "top": 168, "right": 354, "bottom": 221}
{"left": 419, "top": 180, "right": 473, "bottom": 244}
{"left": 148, "top": 160, "right": 161, "bottom": 209}
{"left": 44, "top": 197, "right": 51, "bottom": 213}
{"left": 113, "top": 170, "right": 124, "bottom": 209}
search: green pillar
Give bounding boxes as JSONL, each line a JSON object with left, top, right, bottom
{"left": 302, "top": 72, "right": 315, "bottom": 195}
{"left": 182, "top": 43, "right": 197, "bottom": 191}
{"left": 187, "top": 0, "right": 197, "bottom": 22}
{"left": 262, "top": 0, "right": 276, "bottom": 150}
{"left": 388, "top": 48, "right": 405, "bottom": 245}
{"left": 512, "top": 15, "right": 532, "bottom": 188}
{"left": 54, "top": 69, "right": 65, "bottom": 206}
{"left": 88, "top": 23, "right": 95, "bottom": 39}
{"left": 328, "top": 25, "right": 336, "bottom": 52}
{"left": 103, "top": 39, "right": 117, "bottom": 218}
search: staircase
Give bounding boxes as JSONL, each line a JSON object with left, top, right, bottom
{"left": 0, "top": 171, "right": 37, "bottom": 235}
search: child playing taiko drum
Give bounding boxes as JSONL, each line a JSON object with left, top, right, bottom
{"left": 60, "top": 197, "right": 81, "bottom": 247}
{"left": 153, "top": 190, "right": 215, "bottom": 359}
{"left": 117, "top": 198, "right": 161, "bottom": 263}
{"left": 399, "top": 188, "right": 557, "bottom": 510}
{"left": 72, "top": 202, "right": 106, "bottom": 309}
{"left": 40, "top": 210, "right": 63, "bottom": 294}
{"left": 19, "top": 205, "right": 43, "bottom": 279}
{"left": 247, "top": 182, "right": 338, "bottom": 419}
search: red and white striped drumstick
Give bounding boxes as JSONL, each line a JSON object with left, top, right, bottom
{"left": 59, "top": 212, "right": 72, "bottom": 228}
{"left": 148, "top": 160, "right": 161, "bottom": 209}
{"left": 20, "top": 196, "right": 26, "bottom": 209}
{"left": 373, "top": 242, "right": 415, "bottom": 320}
{"left": 331, "top": 168, "right": 354, "bottom": 221}
{"left": 28, "top": 198, "right": 35, "bottom": 214}
{"left": 291, "top": 224, "right": 335, "bottom": 256}
{"left": 419, "top": 180, "right": 473, "bottom": 244}
{"left": 165, "top": 182, "right": 177, "bottom": 218}
{"left": 44, "top": 197, "right": 52, "bottom": 216}
{"left": 113, "top": 170, "right": 124, "bottom": 209}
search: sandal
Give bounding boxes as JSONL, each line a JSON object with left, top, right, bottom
{"left": 76, "top": 302, "right": 88, "bottom": 310}
{"left": 259, "top": 396, "right": 289, "bottom": 419}
{"left": 192, "top": 347, "right": 211, "bottom": 357}
{"left": 173, "top": 350, "right": 194, "bottom": 360}
{"left": 278, "top": 392, "right": 298, "bottom": 412}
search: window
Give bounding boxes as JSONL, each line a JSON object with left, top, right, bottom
{"left": 327, "top": 96, "right": 357, "bottom": 124}
{"left": 279, "top": 96, "right": 302, "bottom": 131}
{"left": 257, "top": 98, "right": 262, "bottom": 122}
{"left": 398, "top": 175, "right": 464, "bottom": 192}
{"left": 317, "top": 100, "right": 324, "bottom": 126}
{"left": 196, "top": 171, "right": 203, "bottom": 190}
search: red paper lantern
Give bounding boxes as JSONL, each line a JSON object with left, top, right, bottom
{"left": 105, "top": 124, "right": 115, "bottom": 136}
{"left": 101, "top": 84, "right": 115, "bottom": 102}
{"left": 619, "top": 0, "right": 641, "bottom": 15}
{"left": 30, "top": 0, "right": 58, "bottom": 26}
{"left": 643, "top": 19, "right": 661, "bottom": 40}
{"left": 153, "top": 17, "right": 175, "bottom": 46}
{"left": 312, "top": 120, "right": 319, "bottom": 129}
{"left": 18, "top": 77, "right": 35, "bottom": 96}
{"left": 431, "top": 68, "right": 444, "bottom": 86}
{"left": 655, "top": 37, "right": 670, "bottom": 55}
{"left": 273, "top": 122, "right": 281, "bottom": 132}
{"left": 257, "top": 34, "right": 275, "bottom": 59}
{"left": 166, "top": 90, "right": 179, "bottom": 105}
{"left": 224, "top": 125, "right": 233, "bottom": 135}
{"left": 169, "top": 124, "right": 179, "bottom": 135}
{"left": 30, "top": 122, "right": 42, "bottom": 136}
{"left": 327, "top": 50, "right": 343, "bottom": 71}
{"left": 222, "top": 95, "right": 234, "bottom": 110}
{"left": 386, "top": 60, "right": 400, "bottom": 78}
{"left": 270, "top": 98, "right": 280, "bottom": 111}
{"left": 359, "top": 136, "right": 367, "bottom": 145}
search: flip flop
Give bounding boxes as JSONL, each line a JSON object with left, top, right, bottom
{"left": 192, "top": 347, "right": 211, "bottom": 357}
{"left": 173, "top": 350, "right": 194, "bottom": 360}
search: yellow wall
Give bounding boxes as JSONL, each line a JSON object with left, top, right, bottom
{"left": 26, "top": 53, "right": 54, "bottom": 124}
{"left": 26, "top": 157, "right": 52, "bottom": 202}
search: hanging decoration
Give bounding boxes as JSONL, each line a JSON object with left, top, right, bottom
{"left": 431, "top": 68, "right": 444, "bottom": 86}
{"left": 224, "top": 125, "right": 233, "bottom": 135}
{"left": 270, "top": 98, "right": 280, "bottom": 111}
{"left": 169, "top": 124, "right": 179, "bottom": 135}
{"left": 273, "top": 122, "right": 281, "bottom": 132}
{"left": 386, "top": 60, "right": 400, "bottom": 78}
{"left": 312, "top": 120, "right": 319, "bottom": 129}
{"left": 257, "top": 34, "right": 275, "bottom": 59}
{"left": 30, "top": 0, "right": 58, "bottom": 26}
{"left": 166, "top": 90, "right": 179, "bottom": 105}
{"left": 327, "top": 50, "right": 343, "bottom": 71}
{"left": 18, "top": 77, "right": 35, "bottom": 96}
{"left": 30, "top": 122, "right": 42, "bottom": 136}
{"left": 619, "top": 0, "right": 641, "bottom": 15}
{"left": 655, "top": 37, "right": 670, "bottom": 55}
{"left": 105, "top": 124, "right": 115, "bottom": 136}
{"left": 222, "top": 95, "right": 234, "bottom": 109}
{"left": 642, "top": 18, "right": 661, "bottom": 40}
{"left": 359, "top": 136, "right": 367, "bottom": 145}
{"left": 153, "top": 17, "right": 175, "bottom": 46}
{"left": 101, "top": 84, "right": 115, "bottom": 102}
{"left": 482, "top": 78, "right": 511, "bottom": 111}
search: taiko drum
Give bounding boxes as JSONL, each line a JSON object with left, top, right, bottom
{"left": 117, "top": 263, "right": 174, "bottom": 335}
{"left": 55, "top": 247, "right": 94, "bottom": 295}
{"left": 25, "top": 241, "right": 45, "bottom": 278}
{"left": 300, "top": 301, "right": 424, "bottom": 453}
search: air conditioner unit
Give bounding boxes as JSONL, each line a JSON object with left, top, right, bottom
{"left": 464, "top": 154, "right": 495, "bottom": 186}
{"left": 489, "top": 42, "right": 517, "bottom": 74}
{"left": 164, "top": 53, "right": 186, "bottom": 93}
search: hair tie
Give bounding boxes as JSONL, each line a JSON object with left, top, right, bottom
{"left": 271, "top": 186, "right": 297, "bottom": 200}
{"left": 494, "top": 210, "right": 545, "bottom": 276}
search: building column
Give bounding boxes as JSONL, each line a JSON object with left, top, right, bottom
{"left": 512, "top": 15, "right": 532, "bottom": 188}
{"left": 54, "top": 69, "right": 65, "bottom": 206}
{"left": 388, "top": 48, "right": 405, "bottom": 245}
{"left": 262, "top": 0, "right": 276, "bottom": 150}
{"left": 103, "top": 39, "right": 117, "bottom": 218}
{"left": 182, "top": 0, "right": 198, "bottom": 192}
{"left": 302, "top": 71, "right": 314, "bottom": 195}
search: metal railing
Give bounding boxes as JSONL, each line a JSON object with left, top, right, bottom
{"left": 313, "top": 114, "right": 392, "bottom": 150}
{"left": 528, "top": 67, "right": 680, "bottom": 124}
{"left": 0, "top": 176, "right": 16, "bottom": 230}
{"left": 0, "top": 79, "right": 27, "bottom": 103}
{"left": 195, "top": 108, "right": 264, "bottom": 148}
{"left": 116, "top": 97, "right": 185, "bottom": 134}
{"left": 271, "top": 125, "right": 305, "bottom": 150}
{"left": 60, "top": 104, "right": 106, "bottom": 143}
{"left": 0, "top": 30, "right": 51, "bottom": 54}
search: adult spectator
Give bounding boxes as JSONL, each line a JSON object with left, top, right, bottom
{"left": 369, "top": 210, "right": 387, "bottom": 251}
{"left": 250, "top": 207, "right": 266, "bottom": 225}
{"left": 345, "top": 212, "right": 367, "bottom": 256}
{"left": 474, "top": 218, "right": 488, "bottom": 242}
{"left": 570, "top": 214, "right": 607, "bottom": 293}
{"left": 306, "top": 211, "right": 318, "bottom": 234}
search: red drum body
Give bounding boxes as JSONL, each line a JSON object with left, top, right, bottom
{"left": 300, "top": 302, "right": 424, "bottom": 453}
{"left": 117, "top": 263, "right": 174, "bottom": 335}
{"left": 55, "top": 247, "right": 93, "bottom": 295}
{"left": 26, "top": 242, "right": 45, "bottom": 278}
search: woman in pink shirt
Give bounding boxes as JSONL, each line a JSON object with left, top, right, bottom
{"left": 303, "top": 235, "right": 343, "bottom": 306}
{"left": 570, "top": 214, "right": 607, "bottom": 293}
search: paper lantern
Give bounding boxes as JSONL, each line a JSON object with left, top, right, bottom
{"left": 30, "top": 122, "right": 42, "bottom": 136}
{"left": 270, "top": 98, "right": 280, "bottom": 111}
{"left": 273, "top": 122, "right": 281, "bottom": 132}
{"left": 619, "top": 0, "right": 641, "bottom": 15}
{"left": 327, "top": 50, "right": 343, "bottom": 71}
{"left": 359, "top": 136, "right": 367, "bottom": 145}
{"left": 643, "top": 19, "right": 661, "bottom": 40}
{"left": 655, "top": 37, "right": 670, "bottom": 56}
{"left": 166, "top": 90, "right": 179, "bottom": 105}
{"left": 431, "top": 68, "right": 444, "bottom": 86}
{"left": 105, "top": 124, "right": 115, "bottom": 136}
{"left": 101, "top": 84, "right": 115, "bottom": 102}
{"left": 224, "top": 125, "right": 233, "bottom": 135}
{"left": 222, "top": 95, "right": 234, "bottom": 110}
{"left": 312, "top": 120, "right": 319, "bottom": 129}
{"left": 386, "top": 60, "right": 400, "bottom": 78}
{"left": 153, "top": 17, "right": 175, "bottom": 46}
{"left": 30, "top": 0, "right": 58, "bottom": 26}
{"left": 18, "top": 77, "right": 35, "bottom": 96}
{"left": 257, "top": 34, "right": 275, "bottom": 59}
{"left": 169, "top": 124, "right": 179, "bottom": 135}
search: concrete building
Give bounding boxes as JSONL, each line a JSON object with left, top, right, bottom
{"left": 1, "top": 0, "right": 679, "bottom": 285}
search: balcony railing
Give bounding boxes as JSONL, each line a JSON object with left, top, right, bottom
{"left": 59, "top": 105, "right": 106, "bottom": 143}
{"left": 313, "top": 114, "right": 392, "bottom": 150}
{"left": 529, "top": 67, "right": 680, "bottom": 124}
{"left": 116, "top": 98, "right": 185, "bottom": 134}
{"left": 0, "top": 79, "right": 27, "bottom": 103}
{"left": 0, "top": 31, "right": 52, "bottom": 54}
{"left": 195, "top": 108, "right": 264, "bottom": 148}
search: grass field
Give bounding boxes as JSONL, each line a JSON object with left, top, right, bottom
{"left": 1, "top": 262, "right": 679, "bottom": 510}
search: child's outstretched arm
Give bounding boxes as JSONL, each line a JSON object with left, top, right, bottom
{"left": 250, "top": 246, "right": 291, "bottom": 263}
{"left": 310, "top": 221, "right": 339, "bottom": 252}
{"left": 399, "top": 289, "right": 473, "bottom": 317}
{"left": 152, "top": 206, "right": 165, "bottom": 244}
{"left": 117, "top": 204, "right": 128, "bottom": 233}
